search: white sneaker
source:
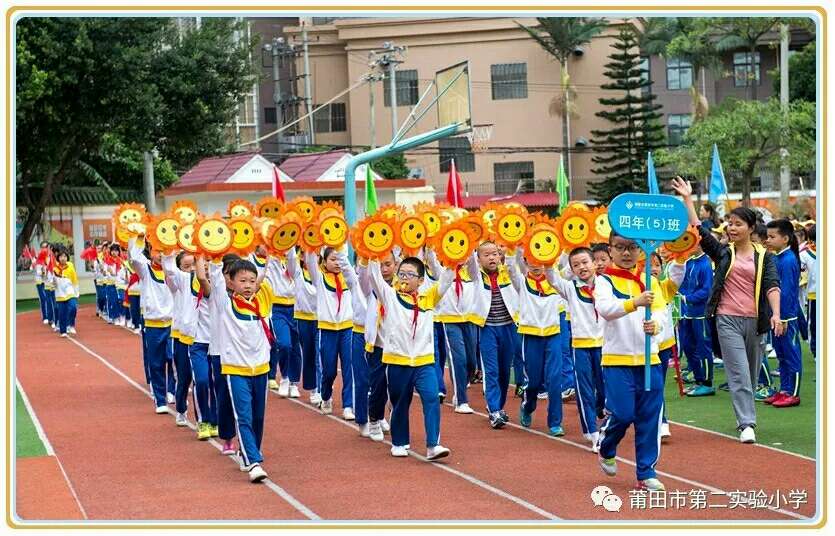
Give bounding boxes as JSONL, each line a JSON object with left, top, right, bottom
{"left": 639, "top": 478, "right": 666, "bottom": 491}
{"left": 590, "top": 432, "right": 600, "bottom": 453}
{"left": 310, "top": 391, "right": 322, "bottom": 405}
{"left": 359, "top": 423, "right": 371, "bottom": 437}
{"left": 289, "top": 385, "right": 300, "bottom": 398}
{"left": 248, "top": 464, "right": 268, "bottom": 483}
{"left": 368, "top": 421, "right": 384, "bottom": 442}
{"left": 426, "top": 445, "right": 450, "bottom": 461}
{"left": 537, "top": 392, "right": 548, "bottom": 400}
{"left": 740, "top": 426, "right": 756, "bottom": 444}
{"left": 454, "top": 403, "right": 474, "bottom": 414}
{"left": 60, "top": 333, "right": 68, "bottom": 338}
{"left": 67, "top": 326, "right": 76, "bottom": 334}
{"left": 320, "top": 399, "right": 333, "bottom": 415}
{"left": 167, "top": 393, "right": 176, "bottom": 404}
{"left": 52, "top": 324, "right": 59, "bottom": 331}
{"left": 380, "top": 418, "right": 391, "bottom": 432}
{"left": 175, "top": 412, "right": 188, "bottom": 426}
{"left": 390, "top": 445, "right": 409, "bottom": 457}
{"left": 133, "top": 327, "right": 141, "bottom": 335}
{"left": 343, "top": 407, "right": 355, "bottom": 421}
{"left": 277, "top": 379, "right": 290, "bottom": 398}
{"left": 43, "top": 319, "right": 49, "bottom": 324}
{"left": 155, "top": 406, "right": 168, "bottom": 414}
{"left": 660, "top": 422, "right": 671, "bottom": 439}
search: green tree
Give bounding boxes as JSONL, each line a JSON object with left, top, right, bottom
{"left": 516, "top": 17, "right": 608, "bottom": 190}
{"left": 589, "top": 27, "right": 665, "bottom": 203}
{"left": 656, "top": 98, "right": 815, "bottom": 206}
{"left": 773, "top": 41, "right": 816, "bottom": 103}
{"left": 15, "top": 17, "right": 258, "bottom": 253}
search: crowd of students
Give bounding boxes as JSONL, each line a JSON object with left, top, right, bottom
{"left": 29, "top": 183, "right": 817, "bottom": 491}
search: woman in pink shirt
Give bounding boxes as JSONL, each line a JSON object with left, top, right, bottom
{"left": 672, "top": 178, "right": 782, "bottom": 445}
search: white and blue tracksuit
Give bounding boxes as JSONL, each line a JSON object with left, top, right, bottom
{"left": 678, "top": 254, "right": 714, "bottom": 386}
{"left": 773, "top": 248, "right": 803, "bottom": 397}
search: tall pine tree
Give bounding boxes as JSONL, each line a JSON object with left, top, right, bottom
{"left": 589, "top": 27, "right": 665, "bottom": 203}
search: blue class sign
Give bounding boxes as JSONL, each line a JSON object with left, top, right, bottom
{"left": 608, "top": 193, "right": 689, "bottom": 242}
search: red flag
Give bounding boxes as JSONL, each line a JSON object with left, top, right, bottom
{"left": 80, "top": 246, "right": 97, "bottom": 261}
{"left": 446, "top": 159, "right": 464, "bottom": 208}
{"left": 22, "top": 245, "right": 34, "bottom": 260}
{"left": 272, "top": 165, "right": 286, "bottom": 202}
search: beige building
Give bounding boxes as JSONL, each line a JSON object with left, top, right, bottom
{"left": 284, "top": 17, "right": 635, "bottom": 201}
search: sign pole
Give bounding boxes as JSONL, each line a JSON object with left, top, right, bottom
{"left": 640, "top": 239, "right": 656, "bottom": 391}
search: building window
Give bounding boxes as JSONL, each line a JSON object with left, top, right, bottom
{"left": 264, "top": 107, "right": 277, "bottom": 124}
{"left": 667, "top": 114, "right": 692, "bottom": 146}
{"left": 439, "top": 137, "right": 475, "bottom": 173}
{"left": 383, "top": 69, "right": 419, "bottom": 107}
{"left": 494, "top": 161, "right": 534, "bottom": 194}
{"left": 639, "top": 56, "right": 651, "bottom": 94}
{"left": 666, "top": 58, "right": 693, "bottom": 90}
{"left": 733, "top": 51, "right": 761, "bottom": 87}
{"left": 491, "top": 63, "right": 528, "bottom": 100}
{"left": 313, "top": 102, "right": 347, "bottom": 133}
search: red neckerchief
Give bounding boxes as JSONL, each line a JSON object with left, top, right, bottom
{"left": 150, "top": 261, "right": 163, "bottom": 272}
{"left": 331, "top": 271, "right": 344, "bottom": 313}
{"left": 488, "top": 270, "right": 499, "bottom": 291}
{"left": 604, "top": 266, "right": 646, "bottom": 293}
{"left": 454, "top": 265, "right": 464, "bottom": 299}
{"left": 403, "top": 291, "right": 420, "bottom": 339}
{"left": 54, "top": 262, "right": 67, "bottom": 278}
{"left": 578, "top": 280, "right": 599, "bottom": 321}
{"left": 528, "top": 272, "right": 547, "bottom": 296}
{"left": 232, "top": 294, "right": 275, "bottom": 345}
{"left": 124, "top": 273, "right": 140, "bottom": 306}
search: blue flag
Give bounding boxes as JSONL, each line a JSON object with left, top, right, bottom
{"left": 709, "top": 143, "right": 728, "bottom": 203}
{"left": 647, "top": 151, "right": 659, "bottom": 195}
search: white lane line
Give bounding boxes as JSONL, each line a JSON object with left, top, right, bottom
{"left": 438, "top": 398, "right": 808, "bottom": 521}
{"left": 279, "top": 395, "right": 559, "bottom": 520}
{"left": 15, "top": 379, "right": 89, "bottom": 520}
{"left": 66, "top": 337, "right": 320, "bottom": 521}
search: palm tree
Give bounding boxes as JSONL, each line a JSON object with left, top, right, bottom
{"left": 517, "top": 17, "right": 608, "bottom": 195}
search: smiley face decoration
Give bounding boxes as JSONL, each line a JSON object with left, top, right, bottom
{"left": 492, "top": 205, "right": 530, "bottom": 249}
{"left": 289, "top": 196, "right": 317, "bottom": 223}
{"left": 318, "top": 211, "right": 349, "bottom": 249}
{"left": 255, "top": 196, "right": 283, "bottom": 220}
{"left": 112, "top": 203, "right": 147, "bottom": 231}
{"left": 145, "top": 213, "right": 181, "bottom": 254}
{"left": 396, "top": 213, "right": 429, "bottom": 257}
{"left": 661, "top": 225, "right": 700, "bottom": 262}
{"left": 228, "top": 217, "right": 260, "bottom": 257}
{"left": 592, "top": 205, "right": 611, "bottom": 242}
{"left": 555, "top": 204, "right": 596, "bottom": 250}
{"left": 523, "top": 219, "right": 562, "bottom": 267}
{"left": 177, "top": 223, "right": 198, "bottom": 254}
{"left": 193, "top": 214, "right": 233, "bottom": 259}
{"left": 414, "top": 202, "right": 444, "bottom": 239}
{"left": 268, "top": 213, "right": 303, "bottom": 254}
{"left": 171, "top": 200, "right": 200, "bottom": 225}
{"left": 299, "top": 221, "right": 324, "bottom": 253}
{"left": 433, "top": 220, "right": 478, "bottom": 269}
{"left": 227, "top": 199, "right": 255, "bottom": 219}
{"left": 352, "top": 214, "right": 398, "bottom": 260}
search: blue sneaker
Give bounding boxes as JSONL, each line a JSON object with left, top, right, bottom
{"left": 520, "top": 405, "right": 532, "bottom": 428}
{"left": 686, "top": 385, "right": 716, "bottom": 397}
{"left": 755, "top": 386, "right": 776, "bottom": 401}
{"left": 549, "top": 426, "right": 565, "bottom": 437}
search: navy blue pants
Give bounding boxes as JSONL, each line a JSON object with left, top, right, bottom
{"left": 659, "top": 347, "right": 673, "bottom": 424}
{"left": 440, "top": 322, "right": 477, "bottom": 405}
{"left": 351, "top": 331, "right": 369, "bottom": 425}
{"left": 520, "top": 333, "right": 563, "bottom": 428}
{"left": 105, "top": 284, "right": 120, "bottom": 322}
{"left": 319, "top": 328, "right": 353, "bottom": 408}
{"left": 270, "top": 305, "right": 301, "bottom": 382}
{"left": 128, "top": 295, "right": 142, "bottom": 329}
{"left": 433, "top": 323, "right": 448, "bottom": 396}
{"left": 386, "top": 363, "right": 441, "bottom": 448}
{"left": 774, "top": 319, "right": 803, "bottom": 397}
{"left": 573, "top": 346, "right": 604, "bottom": 434}
{"left": 479, "top": 323, "right": 517, "bottom": 414}
{"left": 560, "top": 313, "right": 575, "bottom": 392}
{"left": 512, "top": 331, "right": 526, "bottom": 389}
{"left": 45, "top": 289, "right": 57, "bottom": 324}
{"left": 211, "top": 355, "right": 235, "bottom": 440}
{"left": 145, "top": 326, "right": 172, "bottom": 408}
{"left": 679, "top": 317, "right": 713, "bottom": 385}
{"left": 227, "top": 373, "right": 267, "bottom": 466}
{"left": 808, "top": 299, "right": 816, "bottom": 358}
{"left": 172, "top": 339, "right": 192, "bottom": 414}
{"left": 297, "top": 318, "right": 320, "bottom": 392}
{"left": 56, "top": 298, "right": 78, "bottom": 335}
{"left": 367, "top": 347, "right": 388, "bottom": 422}
{"left": 36, "top": 283, "right": 48, "bottom": 321}
{"left": 95, "top": 283, "right": 106, "bottom": 316}
{"left": 189, "top": 342, "right": 213, "bottom": 424}
{"left": 599, "top": 364, "right": 665, "bottom": 481}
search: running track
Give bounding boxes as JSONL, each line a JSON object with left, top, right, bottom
{"left": 14, "top": 307, "right": 818, "bottom": 522}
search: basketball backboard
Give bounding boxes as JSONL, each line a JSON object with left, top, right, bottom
{"left": 435, "top": 61, "right": 472, "bottom": 135}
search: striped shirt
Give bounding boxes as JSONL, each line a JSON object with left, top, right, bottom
{"left": 486, "top": 286, "right": 513, "bottom": 326}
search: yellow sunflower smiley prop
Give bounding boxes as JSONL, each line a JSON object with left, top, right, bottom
{"left": 523, "top": 221, "right": 562, "bottom": 267}
{"left": 592, "top": 205, "right": 611, "bottom": 242}
{"left": 351, "top": 214, "right": 398, "bottom": 260}
{"left": 227, "top": 199, "right": 255, "bottom": 218}
{"left": 661, "top": 225, "right": 700, "bottom": 262}
{"left": 492, "top": 204, "right": 530, "bottom": 249}
{"left": 255, "top": 196, "right": 284, "bottom": 219}
{"left": 318, "top": 211, "right": 349, "bottom": 249}
{"left": 229, "top": 217, "right": 260, "bottom": 257}
{"left": 316, "top": 200, "right": 344, "bottom": 221}
{"left": 171, "top": 200, "right": 199, "bottom": 225}
{"left": 300, "top": 221, "right": 324, "bottom": 253}
{"left": 268, "top": 213, "right": 303, "bottom": 254}
{"left": 112, "top": 203, "right": 147, "bottom": 231}
{"left": 555, "top": 204, "right": 595, "bottom": 250}
{"left": 396, "top": 213, "right": 429, "bottom": 257}
{"left": 177, "top": 223, "right": 198, "bottom": 254}
{"left": 194, "top": 214, "right": 233, "bottom": 260}
{"left": 414, "top": 202, "right": 444, "bottom": 239}
{"left": 289, "top": 196, "right": 317, "bottom": 223}
{"left": 432, "top": 220, "right": 478, "bottom": 269}
{"left": 145, "top": 213, "right": 181, "bottom": 255}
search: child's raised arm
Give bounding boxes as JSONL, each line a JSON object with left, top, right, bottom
{"left": 161, "top": 253, "right": 182, "bottom": 294}
{"left": 195, "top": 255, "right": 211, "bottom": 298}
{"left": 305, "top": 250, "right": 322, "bottom": 288}
{"left": 128, "top": 237, "right": 149, "bottom": 277}
{"left": 336, "top": 250, "right": 359, "bottom": 289}
{"left": 368, "top": 259, "right": 395, "bottom": 306}
{"left": 545, "top": 265, "right": 575, "bottom": 300}
{"left": 505, "top": 249, "right": 524, "bottom": 292}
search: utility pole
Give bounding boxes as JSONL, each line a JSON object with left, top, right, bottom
{"left": 300, "top": 17, "right": 315, "bottom": 145}
{"left": 264, "top": 37, "right": 286, "bottom": 154}
{"left": 370, "top": 41, "right": 406, "bottom": 139}
{"left": 779, "top": 23, "right": 791, "bottom": 215}
{"left": 143, "top": 150, "right": 157, "bottom": 214}
{"left": 369, "top": 74, "right": 376, "bottom": 149}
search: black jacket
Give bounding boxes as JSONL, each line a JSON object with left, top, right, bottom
{"left": 698, "top": 226, "right": 780, "bottom": 335}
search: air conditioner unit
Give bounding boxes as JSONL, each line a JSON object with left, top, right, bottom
{"left": 408, "top": 167, "right": 424, "bottom": 179}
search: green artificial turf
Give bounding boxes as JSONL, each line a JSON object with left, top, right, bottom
{"left": 664, "top": 345, "right": 817, "bottom": 459}
{"left": 16, "top": 294, "right": 95, "bottom": 313}
{"left": 16, "top": 387, "right": 48, "bottom": 458}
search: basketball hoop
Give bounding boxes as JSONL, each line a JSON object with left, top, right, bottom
{"left": 466, "top": 124, "right": 493, "bottom": 153}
